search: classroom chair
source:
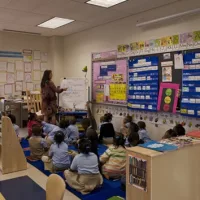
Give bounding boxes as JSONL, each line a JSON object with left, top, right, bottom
{"left": 46, "top": 174, "right": 66, "bottom": 200}
{"left": 26, "top": 90, "right": 43, "bottom": 116}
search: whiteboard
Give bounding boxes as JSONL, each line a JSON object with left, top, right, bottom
{"left": 59, "top": 78, "right": 87, "bottom": 109}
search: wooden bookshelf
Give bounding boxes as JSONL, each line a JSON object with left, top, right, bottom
{"left": 126, "top": 145, "right": 200, "bottom": 200}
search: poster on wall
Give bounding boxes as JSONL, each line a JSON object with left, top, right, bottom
{"left": 157, "top": 83, "right": 179, "bottom": 113}
{"left": 92, "top": 57, "right": 127, "bottom": 105}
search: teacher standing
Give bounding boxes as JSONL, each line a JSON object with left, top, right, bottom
{"left": 41, "top": 70, "right": 67, "bottom": 124}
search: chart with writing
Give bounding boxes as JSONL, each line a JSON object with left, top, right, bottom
{"left": 128, "top": 56, "right": 159, "bottom": 111}
{"left": 92, "top": 59, "right": 127, "bottom": 104}
{"left": 181, "top": 52, "right": 200, "bottom": 117}
{"left": 60, "top": 78, "right": 86, "bottom": 109}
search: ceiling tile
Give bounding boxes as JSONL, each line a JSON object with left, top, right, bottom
{"left": 5, "top": 0, "right": 50, "bottom": 11}
{"left": 0, "top": 0, "right": 11, "bottom": 7}
{"left": 111, "top": 0, "right": 178, "bottom": 14}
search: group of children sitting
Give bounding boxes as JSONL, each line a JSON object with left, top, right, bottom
{"left": 5, "top": 103, "right": 186, "bottom": 195}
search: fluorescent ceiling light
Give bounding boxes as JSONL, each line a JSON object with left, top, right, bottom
{"left": 38, "top": 17, "right": 74, "bottom": 29}
{"left": 86, "top": 0, "right": 127, "bottom": 8}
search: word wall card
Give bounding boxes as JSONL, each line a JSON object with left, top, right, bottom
{"left": 128, "top": 56, "right": 159, "bottom": 111}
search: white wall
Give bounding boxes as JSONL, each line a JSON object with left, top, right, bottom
{"left": 63, "top": 0, "right": 200, "bottom": 140}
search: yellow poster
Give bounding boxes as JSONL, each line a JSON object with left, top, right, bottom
{"left": 109, "top": 84, "right": 126, "bottom": 101}
{"left": 138, "top": 41, "right": 145, "bottom": 50}
{"left": 96, "top": 92, "right": 104, "bottom": 103}
{"left": 112, "top": 74, "right": 123, "bottom": 82}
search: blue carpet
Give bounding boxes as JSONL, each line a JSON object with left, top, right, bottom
{"left": 21, "top": 139, "right": 126, "bottom": 200}
{"left": 0, "top": 176, "right": 45, "bottom": 200}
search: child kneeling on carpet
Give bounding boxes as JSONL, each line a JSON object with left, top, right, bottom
{"left": 29, "top": 125, "right": 48, "bottom": 160}
{"left": 100, "top": 134, "right": 126, "bottom": 180}
{"left": 42, "top": 131, "right": 71, "bottom": 172}
{"left": 66, "top": 118, "right": 79, "bottom": 145}
{"left": 64, "top": 138, "right": 103, "bottom": 194}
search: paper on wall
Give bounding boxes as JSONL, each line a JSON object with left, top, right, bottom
{"left": 33, "top": 50, "right": 41, "bottom": 60}
{"left": 0, "top": 61, "right": 7, "bottom": 71}
{"left": 41, "top": 62, "right": 47, "bottom": 71}
{"left": 174, "top": 53, "right": 184, "bottom": 69}
{"left": 15, "top": 61, "right": 24, "bottom": 71}
{"left": 16, "top": 71, "right": 24, "bottom": 81}
{"left": 41, "top": 52, "right": 48, "bottom": 62}
{"left": 15, "top": 82, "right": 23, "bottom": 92}
{"left": 33, "top": 71, "right": 41, "bottom": 81}
{"left": 162, "top": 66, "right": 172, "bottom": 82}
{"left": 7, "top": 73, "right": 15, "bottom": 84}
{"left": 25, "top": 72, "right": 32, "bottom": 82}
{"left": 33, "top": 60, "right": 40, "bottom": 70}
{"left": 24, "top": 62, "right": 32, "bottom": 72}
{"left": 26, "top": 82, "right": 34, "bottom": 91}
{"left": 35, "top": 83, "right": 40, "bottom": 90}
{"left": 0, "top": 72, "right": 7, "bottom": 83}
{"left": 104, "top": 84, "right": 110, "bottom": 96}
{"left": 7, "top": 62, "right": 15, "bottom": 73}
{"left": 0, "top": 85, "right": 4, "bottom": 96}
{"left": 4, "top": 84, "right": 13, "bottom": 94}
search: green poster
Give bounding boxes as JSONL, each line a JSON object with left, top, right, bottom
{"left": 172, "top": 35, "right": 179, "bottom": 45}
{"left": 193, "top": 31, "right": 200, "bottom": 42}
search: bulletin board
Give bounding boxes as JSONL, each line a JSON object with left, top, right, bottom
{"left": 92, "top": 51, "right": 127, "bottom": 105}
{"left": 128, "top": 56, "right": 159, "bottom": 111}
{"left": 181, "top": 51, "right": 200, "bottom": 118}
{"left": 0, "top": 50, "right": 48, "bottom": 97}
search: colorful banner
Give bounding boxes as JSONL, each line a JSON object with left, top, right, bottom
{"left": 118, "top": 30, "right": 200, "bottom": 57}
{"left": 109, "top": 83, "right": 126, "bottom": 101}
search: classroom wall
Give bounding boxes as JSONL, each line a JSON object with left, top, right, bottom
{"left": 63, "top": 0, "right": 200, "bottom": 140}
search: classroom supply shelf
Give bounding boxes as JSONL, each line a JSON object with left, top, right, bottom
{"left": 126, "top": 142, "right": 200, "bottom": 200}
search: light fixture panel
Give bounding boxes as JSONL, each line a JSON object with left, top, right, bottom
{"left": 86, "top": 0, "right": 127, "bottom": 8}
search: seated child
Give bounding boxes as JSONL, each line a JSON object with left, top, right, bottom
{"left": 99, "top": 114, "right": 115, "bottom": 144}
{"left": 27, "top": 112, "right": 41, "bottom": 139}
{"left": 100, "top": 134, "right": 126, "bottom": 180}
{"left": 64, "top": 138, "right": 103, "bottom": 194}
{"left": 137, "top": 121, "right": 151, "bottom": 142}
{"left": 42, "top": 131, "right": 71, "bottom": 172}
{"left": 162, "top": 129, "right": 177, "bottom": 139}
{"left": 42, "top": 121, "right": 60, "bottom": 146}
{"left": 121, "top": 115, "right": 132, "bottom": 137}
{"left": 66, "top": 118, "right": 79, "bottom": 144}
{"left": 59, "top": 119, "right": 70, "bottom": 141}
{"left": 80, "top": 102, "right": 98, "bottom": 156}
{"left": 29, "top": 125, "right": 48, "bottom": 160}
{"left": 8, "top": 114, "right": 20, "bottom": 138}
{"left": 173, "top": 124, "right": 185, "bottom": 136}
{"left": 126, "top": 122, "right": 144, "bottom": 147}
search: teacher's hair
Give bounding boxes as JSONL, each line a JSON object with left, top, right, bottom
{"left": 41, "top": 70, "right": 52, "bottom": 88}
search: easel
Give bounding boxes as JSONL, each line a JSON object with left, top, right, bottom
{"left": 0, "top": 116, "right": 27, "bottom": 174}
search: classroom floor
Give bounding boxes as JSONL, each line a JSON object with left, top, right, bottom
{"left": 0, "top": 128, "right": 79, "bottom": 200}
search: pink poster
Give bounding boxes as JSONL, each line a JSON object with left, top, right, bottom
{"left": 157, "top": 83, "right": 180, "bottom": 113}
{"left": 92, "top": 59, "right": 127, "bottom": 104}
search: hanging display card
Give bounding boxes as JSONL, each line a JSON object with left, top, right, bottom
{"left": 129, "top": 156, "right": 147, "bottom": 191}
{"left": 128, "top": 56, "right": 159, "bottom": 111}
{"left": 92, "top": 59, "right": 127, "bottom": 104}
{"left": 157, "top": 83, "right": 179, "bottom": 113}
{"left": 181, "top": 52, "right": 200, "bottom": 117}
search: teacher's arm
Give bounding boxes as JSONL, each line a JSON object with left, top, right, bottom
{"left": 49, "top": 81, "right": 66, "bottom": 94}
{"left": 86, "top": 102, "right": 97, "bottom": 131}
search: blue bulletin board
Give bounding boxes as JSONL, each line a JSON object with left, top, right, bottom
{"left": 181, "top": 52, "right": 200, "bottom": 117}
{"left": 128, "top": 56, "right": 159, "bottom": 111}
